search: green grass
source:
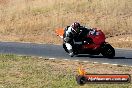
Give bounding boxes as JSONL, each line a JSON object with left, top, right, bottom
{"left": 0, "top": 54, "right": 132, "bottom": 88}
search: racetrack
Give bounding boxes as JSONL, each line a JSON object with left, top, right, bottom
{"left": 0, "top": 42, "right": 132, "bottom": 66}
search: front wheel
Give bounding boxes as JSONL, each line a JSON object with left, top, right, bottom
{"left": 101, "top": 43, "right": 115, "bottom": 58}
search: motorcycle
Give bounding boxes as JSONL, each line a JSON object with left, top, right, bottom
{"left": 55, "top": 27, "right": 115, "bottom": 58}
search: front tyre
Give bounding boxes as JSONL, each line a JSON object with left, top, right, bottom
{"left": 101, "top": 43, "right": 115, "bottom": 58}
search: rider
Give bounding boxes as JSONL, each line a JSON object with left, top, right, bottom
{"left": 63, "top": 22, "right": 92, "bottom": 57}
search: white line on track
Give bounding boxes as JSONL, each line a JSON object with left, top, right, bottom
{"left": 39, "top": 57, "right": 43, "bottom": 59}
{"left": 74, "top": 60, "right": 79, "bottom": 62}
{"left": 49, "top": 58, "right": 56, "bottom": 60}
{"left": 93, "top": 62, "right": 99, "bottom": 64}
{"left": 122, "top": 65, "right": 127, "bottom": 67}
{"left": 83, "top": 61, "right": 89, "bottom": 63}
{"left": 111, "top": 64, "right": 118, "bottom": 66}
{"left": 102, "top": 63, "right": 109, "bottom": 65}
{"left": 64, "top": 59, "right": 69, "bottom": 60}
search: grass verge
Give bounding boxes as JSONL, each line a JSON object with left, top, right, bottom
{"left": 0, "top": 54, "right": 132, "bottom": 88}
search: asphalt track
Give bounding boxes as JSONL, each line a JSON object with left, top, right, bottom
{"left": 0, "top": 42, "right": 132, "bottom": 66}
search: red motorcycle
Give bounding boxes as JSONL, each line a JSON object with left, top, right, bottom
{"left": 55, "top": 28, "right": 115, "bottom": 58}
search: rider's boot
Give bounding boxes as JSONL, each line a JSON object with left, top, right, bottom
{"left": 68, "top": 49, "right": 74, "bottom": 57}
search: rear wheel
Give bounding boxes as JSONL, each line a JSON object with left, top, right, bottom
{"left": 101, "top": 43, "right": 115, "bottom": 58}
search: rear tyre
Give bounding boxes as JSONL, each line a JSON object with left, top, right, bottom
{"left": 101, "top": 43, "right": 115, "bottom": 58}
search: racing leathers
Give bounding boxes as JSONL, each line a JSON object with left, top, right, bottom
{"left": 63, "top": 26, "right": 91, "bottom": 57}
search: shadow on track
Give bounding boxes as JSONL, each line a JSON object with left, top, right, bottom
{"left": 76, "top": 55, "right": 132, "bottom": 59}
